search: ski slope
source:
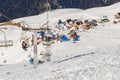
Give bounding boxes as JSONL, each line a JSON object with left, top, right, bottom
{"left": 0, "top": 2, "right": 120, "bottom": 80}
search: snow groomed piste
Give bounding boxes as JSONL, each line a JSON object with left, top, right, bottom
{"left": 0, "top": 2, "right": 120, "bottom": 80}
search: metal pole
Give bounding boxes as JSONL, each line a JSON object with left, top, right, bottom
{"left": 0, "top": 13, "right": 12, "bottom": 21}
{"left": 33, "top": 30, "right": 38, "bottom": 68}
{"left": 47, "top": 5, "right": 49, "bottom": 27}
{"left": 46, "top": 0, "right": 50, "bottom": 29}
{"left": 0, "top": 29, "right": 7, "bottom": 49}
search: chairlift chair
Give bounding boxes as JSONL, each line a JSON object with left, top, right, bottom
{"left": 42, "top": 31, "right": 53, "bottom": 46}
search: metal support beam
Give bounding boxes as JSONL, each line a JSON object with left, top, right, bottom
{"left": 33, "top": 30, "right": 38, "bottom": 68}
{"left": 0, "top": 29, "right": 7, "bottom": 49}
{"left": 0, "top": 13, "right": 12, "bottom": 22}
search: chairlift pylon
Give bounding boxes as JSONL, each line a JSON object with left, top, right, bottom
{"left": 42, "top": 1, "right": 54, "bottom": 47}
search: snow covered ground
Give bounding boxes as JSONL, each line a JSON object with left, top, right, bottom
{"left": 0, "top": 2, "right": 120, "bottom": 80}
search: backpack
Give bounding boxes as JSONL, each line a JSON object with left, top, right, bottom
{"left": 29, "top": 58, "right": 34, "bottom": 64}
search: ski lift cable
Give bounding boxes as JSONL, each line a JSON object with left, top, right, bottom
{"left": 41, "top": 20, "right": 49, "bottom": 28}
{"left": 0, "top": 6, "right": 9, "bottom": 13}
{"left": 21, "top": 21, "right": 32, "bottom": 28}
{"left": 0, "top": 12, "right": 12, "bottom": 22}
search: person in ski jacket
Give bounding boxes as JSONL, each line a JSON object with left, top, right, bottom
{"left": 22, "top": 41, "right": 27, "bottom": 51}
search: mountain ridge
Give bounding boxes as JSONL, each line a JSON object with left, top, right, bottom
{"left": 0, "top": 0, "right": 120, "bottom": 22}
